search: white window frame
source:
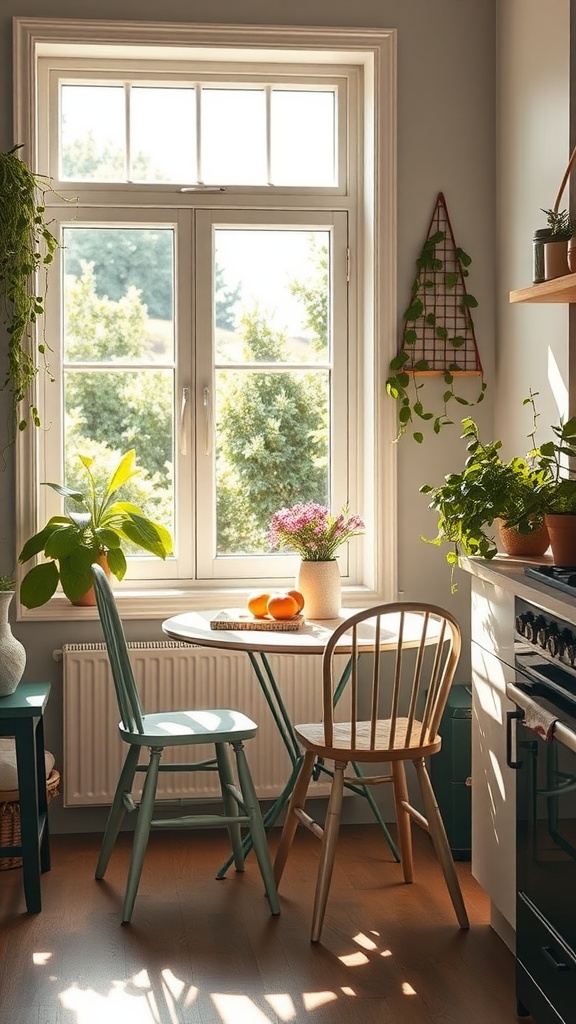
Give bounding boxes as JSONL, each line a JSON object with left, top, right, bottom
{"left": 13, "top": 18, "right": 398, "bottom": 621}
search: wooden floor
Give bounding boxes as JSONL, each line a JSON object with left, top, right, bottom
{"left": 0, "top": 824, "right": 518, "bottom": 1024}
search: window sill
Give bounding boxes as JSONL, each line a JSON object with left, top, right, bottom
{"left": 15, "top": 583, "right": 384, "bottom": 622}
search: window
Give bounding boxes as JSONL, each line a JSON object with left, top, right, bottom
{"left": 14, "top": 20, "right": 397, "bottom": 618}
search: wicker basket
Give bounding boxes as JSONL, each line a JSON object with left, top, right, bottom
{"left": 0, "top": 768, "right": 60, "bottom": 870}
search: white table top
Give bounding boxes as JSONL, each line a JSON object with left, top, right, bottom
{"left": 161, "top": 607, "right": 433, "bottom": 655}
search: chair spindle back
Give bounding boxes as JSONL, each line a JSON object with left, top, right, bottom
{"left": 91, "top": 564, "right": 145, "bottom": 734}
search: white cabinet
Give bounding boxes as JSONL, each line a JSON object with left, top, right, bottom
{"left": 470, "top": 576, "right": 517, "bottom": 952}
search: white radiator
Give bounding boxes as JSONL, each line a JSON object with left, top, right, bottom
{"left": 62, "top": 642, "right": 335, "bottom": 808}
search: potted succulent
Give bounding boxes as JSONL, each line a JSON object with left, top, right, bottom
{"left": 540, "top": 207, "right": 575, "bottom": 280}
{"left": 19, "top": 449, "right": 172, "bottom": 608}
{"left": 420, "top": 416, "right": 551, "bottom": 590}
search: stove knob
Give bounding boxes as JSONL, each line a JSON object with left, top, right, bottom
{"left": 528, "top": 616, "right": 546, "bottom": 644}
{"left": 547, "top": 634, "right": 560, "bottom": 656}
{"left": 515, "top": 614, "right": 529, "bottom": 636}
{"left": 567, "top": 644, "right": 576, "bottom": 667}
{"left": 537, "top": 626, "right": 549, "bottom": 649}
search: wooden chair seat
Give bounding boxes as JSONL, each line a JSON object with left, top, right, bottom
{"left": 295, "top": 719, "right": 442, "bottom": 761}
{"left": 273, "top": 601, "right": 469, "bottom": 942}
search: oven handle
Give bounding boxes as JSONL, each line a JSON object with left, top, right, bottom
{"left": 506, "top": 709, "right": 524, "bottom": 769}
{"left": 507, "top": 682, "right": 576, "bottom": 755}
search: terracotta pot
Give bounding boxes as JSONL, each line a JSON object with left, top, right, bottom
{"left": 544, "top": 514, "right": 576, "bottom": 566}
{"left": 544, "top": 239, "right": 570, "bottom": 280}
{"left": 568, "top": 236, "right": 576, "bottom": 273}
{"left": 71, "top": 553, "right": 112, "bottom": 607}
{"left": 496, "top": 519, "right": 549, "bottom": 557}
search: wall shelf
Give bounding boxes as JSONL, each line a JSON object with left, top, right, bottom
{"left": 510, "top": 273, "right": 576, "bottom": 303}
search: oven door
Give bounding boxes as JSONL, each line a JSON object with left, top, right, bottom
{"left": 507, "top": 680, "right": 576, "bottom": 1024}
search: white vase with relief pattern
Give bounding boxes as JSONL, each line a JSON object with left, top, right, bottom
{"left": 0, "top": 591, "right": 26, "bottom": 697}
{"left": 296, "top": 559, "right": 341, "bottom": 620}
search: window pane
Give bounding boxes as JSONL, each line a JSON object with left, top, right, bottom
{"left": 62, "top": 227, "right": 175, "bottom": 364}
{"left": 130, "top": 87, "right": 196, "bottom": 183}
{"left": 201, "top": 89, "right": 267, "bottom": 184}
{"left": 60, "top": 85, "right": 126, "bottom": 181}
{"left": 64, "top": 368, "right": 175, "bottom": 544}
{"left": 271, "top": 90, "right": 336, "bottom": 186}
{"left": 214, "top": 229, "right": 330, "bottom": 363}
{"left": 215, "top": 369, "right": 329, "bottom": 555}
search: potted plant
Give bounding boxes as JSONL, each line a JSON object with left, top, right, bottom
{"left": 420, "top": 416, "right": 551, "bottom": 590}
{"left": 540, "top": 207, "right": 575, "bottom": 280}
{"left": 18, "top": 449, "right": 172, "bottom": 608}
{"left": 525, "top": 417, "right": 576, "bottom": 564}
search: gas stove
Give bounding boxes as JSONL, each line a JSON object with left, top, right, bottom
{"left": 524, "top": 564, "right": 576, "bottom": 598}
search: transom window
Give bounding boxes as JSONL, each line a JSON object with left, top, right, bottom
{"left": 58, "top": 78, "right": 338, "bottom": 187}
{"left": 14, "top": 20, "right": 396, "bottom": 617}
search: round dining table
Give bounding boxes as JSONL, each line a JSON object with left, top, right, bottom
{"left": 161, "top": 607, "right": 417, "bottom": 874}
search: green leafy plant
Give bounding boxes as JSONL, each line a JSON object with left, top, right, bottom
{"left": 0, "top": 574, "right": 15, "bottom": 592}
{"left": 527, "top": 416, "right": 576, "bottom": 514}
{"left": 540, "top": 207, "right": 575, "bottom": 240}
{"left": 19, "top": 449, "right": 173, "bottom": 608}
{"left": 420, "top": 391, "right": 576, "bottom": 589}
{"left": 386, "top": 229, "right": 486, "bottom": 442}
{"left": 420, "top": 417, "right": 549, "bottom": 579}
{"left": 0, "top": 145, "right": 65, "bottom": 437}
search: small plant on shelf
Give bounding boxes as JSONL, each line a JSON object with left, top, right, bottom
{"left": 540, "top": 207, "right": 575, "bottom": 240}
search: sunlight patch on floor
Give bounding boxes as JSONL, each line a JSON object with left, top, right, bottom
{"left": 59, "top": 982, "right": 158, "bottom": 1023}
{"left": 265, "top": 993, "right": 296, "bottom": 1019}
{"left": 212, "top": 993, "right": 277, "bottom": 1022}
{"left": 32, "top": 951, "right": 53, "bottom": 965}
{"left": 302, "top": 991, "right": 338, "bottom": 1010}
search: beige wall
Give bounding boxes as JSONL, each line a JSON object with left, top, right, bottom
{"left": 0, "top": 0, "right": 497, "bottom": 832}
{"left": 496, "top": 0, "right": 571, "bottom": 453}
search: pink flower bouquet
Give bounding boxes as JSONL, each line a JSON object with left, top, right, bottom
{"left": 267, "top": 501, "right": 365, "bottom": 561}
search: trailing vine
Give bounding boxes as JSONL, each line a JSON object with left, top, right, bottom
{"left": 386, "top": 194, "right": 486, "bottom": 443}
{"left": 0, "top": 145, "right": 60, "bottom": 437}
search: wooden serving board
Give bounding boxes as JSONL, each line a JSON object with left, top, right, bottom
{"left": 210, "top": 610, "right": 305, "bottom": 632}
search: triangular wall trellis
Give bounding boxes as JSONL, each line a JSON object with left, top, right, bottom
{"left": 399, "top": 192, "right": 483, "bottom": 375}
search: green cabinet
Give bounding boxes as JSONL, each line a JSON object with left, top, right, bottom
{"left": 431, "top": 685, "right": 472, "bottom": 861}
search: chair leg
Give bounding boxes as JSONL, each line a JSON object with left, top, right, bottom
{"left": 273, "top": 748, "right": 316, "bottom": 888}
{"left": 414, "top": 757, "right": 469, "bottom": 929}
{"left": 233, "top": 740, "right": 280, "bottom": 916}
{"left": 310, "top": 759, "right": 345, "bottom": 943}
{"left": 215, "top": 742, "right": 245, "bottom": 872}
{"left": 95, "top": 744, "right": 140, "bottom": 880}
{"left": 122, "top": 746, "right": 162, "bottom": 924}
{"left": 391, "top": 760, "right": 413, "bottom": 883}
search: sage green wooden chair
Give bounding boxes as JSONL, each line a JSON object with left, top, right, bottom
{"left": 90, "top": 564, "right": 279, "bottom": 924}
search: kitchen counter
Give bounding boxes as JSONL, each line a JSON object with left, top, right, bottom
{"left": 461, "top": 554, "right": 576, "bottom": 625}
{"left": 459, "top": 552, "right": 576, "bottom": 953}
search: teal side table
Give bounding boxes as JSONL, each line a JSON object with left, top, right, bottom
{"left": 0, "top": 682, "right": 51, "bottom": 912}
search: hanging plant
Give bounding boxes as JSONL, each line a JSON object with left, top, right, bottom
{"left": 0, "top": 145, "right": 61, "bottom": 437}
{"left": 386, "top": 193, "right": 486, "bottom": 442}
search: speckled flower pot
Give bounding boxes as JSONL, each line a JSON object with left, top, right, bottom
{"left": 0, "top": 592, "right": 26, "bottom": 697}
{"left": 296, "top": 560, "right": 341, "bottom": 619}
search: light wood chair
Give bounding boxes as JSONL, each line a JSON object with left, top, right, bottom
{"left": 90, "top": 564, "right": 279, "bottom": 924}
{"left": 273, "top": 601, "right": 468, "bottom": 942}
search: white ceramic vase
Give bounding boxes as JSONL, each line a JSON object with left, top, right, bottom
{"left": 296, "top": 559, "right": 341, "bottom": 619}
{"left": 0, "top": 591, "right": 26, "bottom": 697}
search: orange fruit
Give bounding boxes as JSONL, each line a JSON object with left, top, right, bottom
{"left": 267, "top": 592, "right": 299, "bottom": 620}
{"left": 287, "top": 589, "right": 305, "bottom": 612}
{"left": 247, "top": 590, "right": 272, "bottom": 618}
